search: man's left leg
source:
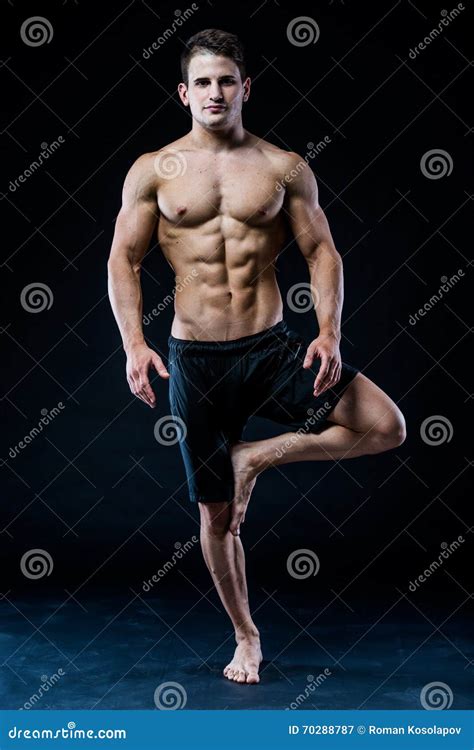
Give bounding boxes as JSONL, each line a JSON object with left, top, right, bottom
{"left": 229, "top": 372, "right": 406, "bottom": 535}
{"left": 199, "top": 501, "right": 263, "bottom": 684}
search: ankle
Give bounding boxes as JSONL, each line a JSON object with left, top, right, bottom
{"left": 240, "top": 442, "right": 266, "bottom": 476}
{"left": 250, "top": 439, "right": 276, "bottom": 474}
{"left": 235, "top": 625, "right": 260, "bottom": 643}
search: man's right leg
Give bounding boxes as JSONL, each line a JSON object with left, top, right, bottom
{"left": 198, "top": 501, "right": 263, "bottom": 684}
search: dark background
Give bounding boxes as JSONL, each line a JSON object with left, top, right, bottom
{"left": 1, "top": 0, "right": 472, "bottom": 620}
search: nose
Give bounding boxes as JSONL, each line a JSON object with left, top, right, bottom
{"left": 209, "top": 81, "right": 223, "bottom": 101}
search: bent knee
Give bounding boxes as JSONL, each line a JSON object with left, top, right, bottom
{"left": 199, "top": 502, "right": 231, "bottom": 537}
{"left": 369, "top": 410, "right": 407, "bottom": 452}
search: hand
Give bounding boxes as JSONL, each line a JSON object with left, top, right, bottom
{"left": 126, "top": 343, "right": 169, "bottom": 408}
{"left": 229, "top": 497, "right": 249, "bottom": 537}
{"left": 303, "top": 333, "right": 342, "bottom": 397}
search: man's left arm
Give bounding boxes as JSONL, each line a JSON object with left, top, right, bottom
{"left": 282, "top": 154, "right": 343, "bottom": 397}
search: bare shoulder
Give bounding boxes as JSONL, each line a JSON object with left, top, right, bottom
{"left": 275, "top": 148, "right": 317, "bottom": 198}
{"left": 249, "top": 135, "right": 315, "bottom": 189}
{"left": 278, "top": 148, "right": 316, "bottom": 188}
{"left": 123, "top": 136, "right": 196, "bottom": 203}
{"left": 146, "top": 136, "right": 196, "bottom": 183}
{"left": 123, "top": 151, "right": 158, "bottom": 201}
{"left": 247, "top": 134, "right": 291, "bottom": 163}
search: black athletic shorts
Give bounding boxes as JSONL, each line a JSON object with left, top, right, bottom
{"left": 167, "top": 320, "right": 360, "bottom": 503}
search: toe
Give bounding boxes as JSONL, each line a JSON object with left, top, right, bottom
{"left": 246, "top": 669, "right": 260, "bottom": 684}
{"left": 236, "top": 670, "right": 246, "bottom": 683}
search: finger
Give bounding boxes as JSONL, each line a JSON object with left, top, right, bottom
{"left": 136, "top": 382, "right": 154, "bottom": 407}
{"left": 138, "top": 374, "right": 156, "bottom": 407}
{"left": 153, "top": 356, "right": 170, "bottom": 379}
{"left": 327, "top": 362, "right": 342, "bottom": 388}
{"left": 130, "top": 370, "right": 153, "bottom": 406}
{"left": 128, "top": 373, "right": 150, "bottom": 406}
{"left": 229, "top": 517, "right": 242, "bottom": 536}
{"left": 131, "top": 378, "right": 151, "bottom": 406}
{"left": 138, "top": 387, "right": 155, "bottom": 408}
{"left": 303, "top": 345, "right": 316, "bottom": 369}
{"left": 331, "top": 363, "right": 342, "bottom": 388}
{"left": 317, "top": 362, "right": 339, "bottom": 393}
{"left": 229, "top": 505, "right": 245, "bottom": 536}
{"left": 142, "top": 386, "right": 156, "bottom": 407}
{"left": 131, "top": 385, "right": 149, "bottom": 407}
{"left": 313, "top": 353, "right": 330, "bottom": 393}
{"left": 128, "top": 375, "right": 143, "bottom": 401}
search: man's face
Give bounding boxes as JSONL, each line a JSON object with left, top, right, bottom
{"left": 178, "top": 53, "right": 250, "bottom": 130}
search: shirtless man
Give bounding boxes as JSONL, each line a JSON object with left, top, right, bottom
{"left": 107, "top": 29, "right": 406, "bottom": 686}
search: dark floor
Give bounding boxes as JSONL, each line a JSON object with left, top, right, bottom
{"left": 1, "top": 591, "right": 472, "bottom": 710}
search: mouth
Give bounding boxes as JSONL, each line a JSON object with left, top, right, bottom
{"left": 205, "top": 105, "right": 226, "bottom": 112}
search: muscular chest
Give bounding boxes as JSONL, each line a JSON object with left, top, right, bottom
{"left": 157, "top": 155, "right": 284, "bottom": 228}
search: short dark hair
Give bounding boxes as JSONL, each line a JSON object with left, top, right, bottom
{"left": 181, "top": 29, "right": 246, "bottom": 85}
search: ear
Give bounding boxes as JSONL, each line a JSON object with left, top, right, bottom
{"left": 177, "top": 82, "right": 189, "bottom": 106}
{"left": 242, "top": 76, "right": 251, "bottom": 102}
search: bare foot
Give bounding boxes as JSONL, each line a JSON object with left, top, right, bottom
{"left": 229, "top": 441, "right": 262, "bottom": 535}
{"left": 223, "top": 634, "right": 263, "bottom": 684}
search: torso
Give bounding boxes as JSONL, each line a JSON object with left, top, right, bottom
{"left": 154, "top": 132, "right": 293, "bottom": 340}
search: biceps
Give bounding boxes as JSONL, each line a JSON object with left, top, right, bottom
{"left": 109, "top": 200, "right": 158, "bottom": 268}
{"left": 287, "top": 196, "right": 335, "bottom": 259}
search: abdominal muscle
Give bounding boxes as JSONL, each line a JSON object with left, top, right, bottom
{"left": 164, "top": 230, "right": 285, "bottom": 341}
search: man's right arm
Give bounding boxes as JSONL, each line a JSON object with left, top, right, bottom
{"left": 107, "top": 154, "right": 169, "bottom": 408}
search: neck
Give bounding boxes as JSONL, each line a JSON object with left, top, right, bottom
{"left": 189, "top": 118, "right": 247, "bottom": 152}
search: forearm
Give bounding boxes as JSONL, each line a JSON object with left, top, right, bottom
{"left": 307, "top": 246, "right": 343, "bottom": 341}
{"left": 107, "top": 258, "right": 145, "bottom": 353}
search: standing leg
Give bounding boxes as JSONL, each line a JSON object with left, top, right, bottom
{"left": 199, "top": 500, "right": 263, "bottom": 684}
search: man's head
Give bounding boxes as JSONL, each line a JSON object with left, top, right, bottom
{"left": 178, "top": 29, "right": 250, "bottom": 131}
